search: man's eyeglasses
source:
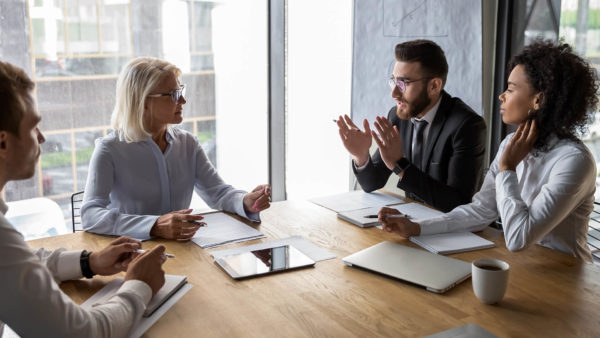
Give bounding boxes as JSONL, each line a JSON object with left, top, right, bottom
{"left": 388, "top": 76, "right": 431, "bottom": 93}
{"left": 148, "top": 84, "right": 186, "bottom": 103}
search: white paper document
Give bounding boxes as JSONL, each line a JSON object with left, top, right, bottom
{"left": 210, "top": 235, "right": 336, "bottom": 262}
{"left": 410, "top": 232, "right": 495, "bottom": 255}
{"left": 337, "top": 206, "right": 382, "bottom": 228}
{"left": 191, "top": 212, "right": 265, "bottom": 249}
{"left": 309, "top": 191, "right": 406, "bottom": 213}
{"left": 389, "top": 203, "right": 444, "bottom": 222}
{"left": 374, "top": 203, "right": 444, "bottom": 229}
{"left": 81, "top": 275, "right": 192, "bottom": 338}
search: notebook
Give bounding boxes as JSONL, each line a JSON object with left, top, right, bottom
{"left": 83, "top": 274, "right": 188, "bottom": 317}
{"left": 338, "top": 202, "right": 443, "bottom": 228}
{"left": 143, "top": 275, "right": 188, "bottom": 317}
{"left": 409, "top": 231, "right": 495, "bottom": 255}
{"left": 425, "top": 323, "right": 498, "bottom": 338}
{"left": 337, "top": 206, "right": 381, "bottom": 227}
{"left": 342, "top": 241, "right": 471, "bottom": 293}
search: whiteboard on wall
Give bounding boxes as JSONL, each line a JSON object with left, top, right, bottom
{"left": 351, "top": 0, "right": 483, "bottom": 123}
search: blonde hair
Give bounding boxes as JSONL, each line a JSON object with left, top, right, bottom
{"left": 111, "top": 57, "right": 181, "bottom": 142}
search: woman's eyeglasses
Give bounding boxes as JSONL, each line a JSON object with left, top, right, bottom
{"left": 148, "top": 84, "right": 186, "bottom": 103}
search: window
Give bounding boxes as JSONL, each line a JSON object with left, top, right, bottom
{"left": 285, "top": 0, "right": 353, "bottom": 200}
{"left": 1, "top": 0, "right": 268, "bottom": 236}
{"left": 559, "top": 0, "right": 600, "bottom": 202}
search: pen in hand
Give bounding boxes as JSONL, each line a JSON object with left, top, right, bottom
{"left": 364, "top": 214, "right": 411, "bottom": 219}
{"left": 188, "top": 220, "right": 206, "bottom": 227}
{"left": 135, "top": 249, "right": 175, "bottom": 258}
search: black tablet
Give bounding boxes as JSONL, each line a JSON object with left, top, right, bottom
{"left": 215, "top": 244, "right": 315, "bottom": 279}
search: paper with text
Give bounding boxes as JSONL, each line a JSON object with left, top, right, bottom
{"left": 309, "top": 191, "right": 405, "bottom": 213}
{"left": 191, "top": 212, "right": 265, "bottom": 249}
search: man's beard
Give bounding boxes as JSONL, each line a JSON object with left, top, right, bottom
{"left": 396, "top": 87, "right": 431, "bottom": 119}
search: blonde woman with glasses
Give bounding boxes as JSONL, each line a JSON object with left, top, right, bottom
{"left": 82, "top": 57, "right": 270, "bottom": 240}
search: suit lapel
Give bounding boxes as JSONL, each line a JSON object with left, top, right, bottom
{"left": 401, "top": 119, "right": 413, "bottom": 161}
{"left": 421, "top": 91, "right": 451, "bottom": 171}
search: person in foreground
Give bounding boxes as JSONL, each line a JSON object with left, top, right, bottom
{"left": 337, "top": 40, "right": 486, "bottom": 212}
{"left": 379, "top": 40, "right": 598, "bottom": 261}
{"left": 0, "top": 60, "right": 166, "bottom": 337}
{"left": 81, "top": 57, "right": 271, "bottom": 240}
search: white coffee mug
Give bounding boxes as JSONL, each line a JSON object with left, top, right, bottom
{"left": 472, "top": 258, "right": 510, "bottom": 304}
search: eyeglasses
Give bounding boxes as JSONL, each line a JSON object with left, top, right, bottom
{"left": 388, "top": 76, "right": 431, "bottom": 93}
{"left": 148, "top": 84, "right": 186, "bottom": 103}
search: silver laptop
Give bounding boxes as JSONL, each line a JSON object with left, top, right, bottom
{"left": 342, "top": 241, "right": 471, "bottom": 293}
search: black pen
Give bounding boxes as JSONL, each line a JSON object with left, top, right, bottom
{"left": 188, "top": 220, "right": 207, "bottom": 227}
{"left": 364, "top": 214, "right": 411, "bottom": 219}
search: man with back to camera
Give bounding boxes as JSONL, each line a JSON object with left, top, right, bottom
{"left": 0, "top": 60, "right": 167, "bottom": 337}
{"left": 337, "top": 40, "right": 486, "bottom": 212}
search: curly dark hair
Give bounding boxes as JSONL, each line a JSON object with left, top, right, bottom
{"left": 508, "top": 39, "right": 599, "bottom": 151}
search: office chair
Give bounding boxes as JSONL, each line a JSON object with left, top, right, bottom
{"left": 587, "top": 201, "right": 600, "bottom": 263}
{"left": 71, "top": 191, "right": 85, "bottom": 232}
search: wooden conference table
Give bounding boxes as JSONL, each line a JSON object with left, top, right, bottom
{"left": 28, "top": 200, "right": 600, "bottom": 337}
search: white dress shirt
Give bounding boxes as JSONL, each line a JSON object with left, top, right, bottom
{"left": 419, "top": 133, "right": 596, "bottom": 261}
{"left": 82, "top": 128, "right": 258, "bottom": 239}
{"left": 409, "top": 96, "right": 441, "bottom": 155}
{"left": 0, "top": 198, "right": 152, "bottom": 338}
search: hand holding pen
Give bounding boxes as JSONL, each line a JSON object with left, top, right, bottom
{"left": 377, "top": 207, "right": 421, "bottom": 238}
{"left": 135, "top": 249, "right": 175, "bottom": 259}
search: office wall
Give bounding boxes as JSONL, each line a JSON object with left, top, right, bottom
{"left": 351, "top": 0, "right": 483, "bottom": 123}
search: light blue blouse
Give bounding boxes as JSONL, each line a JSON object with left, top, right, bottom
{"left": 81, "top": 128, "right": 258, "bottom": 239}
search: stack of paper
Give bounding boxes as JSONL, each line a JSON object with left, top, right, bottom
{"left": 389, "top": 203, "right": 444, "bottom": 222}
{"left": 410, "top": 231, "right": 495, "bottom": 255}
{"left": 309, "top": 190, "right": 406, "bottom": 213}
{"left": 191, "top": 212, "right": 265, "bottom": 249}
{"left": 339, "top": 202, "right": 444, "bottom": 228}
{"left": 337, "top": 206, "right": 382, "bottom": 228}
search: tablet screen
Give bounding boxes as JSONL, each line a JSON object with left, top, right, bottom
{"left": 216, "top": 245, "right": 315, "bottom": 279}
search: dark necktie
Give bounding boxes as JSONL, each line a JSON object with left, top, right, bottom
{"left": 412, "top": 120, "right": 428, "bottom": 170}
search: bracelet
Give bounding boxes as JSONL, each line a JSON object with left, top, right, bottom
{"left": 80, "top": 250, "right": 95, "bottom": 279}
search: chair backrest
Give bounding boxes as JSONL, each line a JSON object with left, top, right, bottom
{"left": 587, "top": 201, "right": 600, "bottom": 262}
{"left": 71, "top": 191, "right": 85, "bottom": 232}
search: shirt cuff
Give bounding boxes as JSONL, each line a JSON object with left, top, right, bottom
{"left": 140, "top": 215, "right": 161, "bottom": 240}
{"left": 495, "top": 170, "right": 519, "bottom": 203}
{"left": 118, "top": 280, "right": 153, "bottom": 306}
{"left": 353, "top": 157, "right": 371, "bottom": 172}
{"left": 418, "top": 216, "right": 451, "bottom": 235}
{"left": 57, "top": 250, "right": 84, "bottom": 281}
{"left": 235, "top": 193, "right": 261, "bottom": 222}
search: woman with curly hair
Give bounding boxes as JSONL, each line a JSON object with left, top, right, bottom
{"left": 378, "top": 40, "right": 598, "bottom": 261}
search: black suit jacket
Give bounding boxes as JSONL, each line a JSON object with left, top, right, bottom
{"left": 354, "top": 91, "right": 486, "bottom": 212}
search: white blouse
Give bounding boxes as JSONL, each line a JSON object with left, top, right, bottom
{"left": 82, "top": 128, "right": 258, "bottom": 239}
{"left": 419, "top": 134, "right": 596, "bottom": 261}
